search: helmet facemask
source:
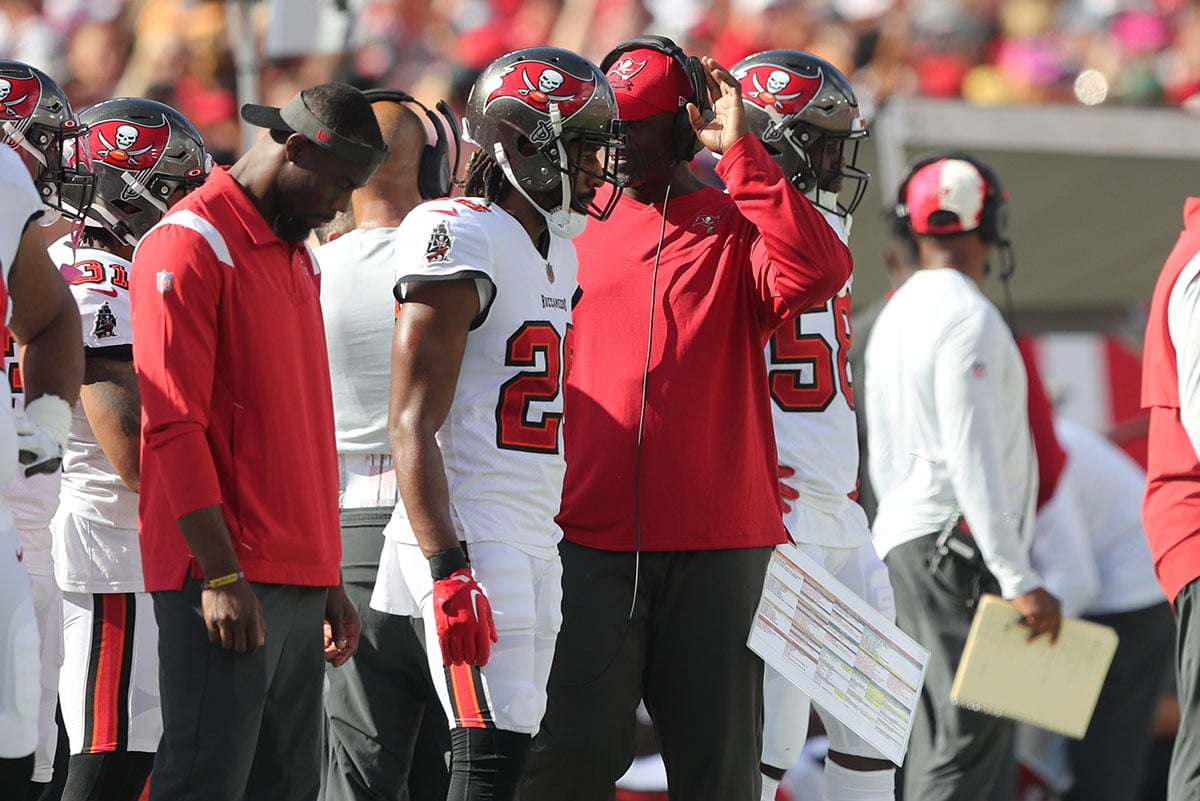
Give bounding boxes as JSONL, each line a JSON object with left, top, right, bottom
{"left": 491, "top": 101, "right": 625, "bottom": 239}
{"left": 4, "top": 110, "right": 95, "bottom": 225}
{"left": 780, "top": 130, "right": 868, "bottom": 222}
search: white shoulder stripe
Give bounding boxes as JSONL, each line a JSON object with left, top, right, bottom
{"left": 138, "top": 209, "right": 235, "bottom": 269}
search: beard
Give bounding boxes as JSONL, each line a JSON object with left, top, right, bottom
{"left": 273, "top": 214, "right": 314, "bottom": 244}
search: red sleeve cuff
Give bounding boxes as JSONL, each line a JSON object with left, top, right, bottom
{"left": 149, "top": 428, "right": 222, "bottom": 519}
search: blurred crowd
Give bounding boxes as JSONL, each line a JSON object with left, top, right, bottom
{"left": 3, "top": 0, "right": 1199, "bottom": 161}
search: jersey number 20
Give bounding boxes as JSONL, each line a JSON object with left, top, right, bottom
{"left": 496, "top": 321, "right": 573, "bottom": 454}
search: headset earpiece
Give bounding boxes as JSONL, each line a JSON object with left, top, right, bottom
{"left": 363, "top": 88, "right": 463, "bottom": 199}
{"left": 601, "top": 35, "right": 713, "bottom": 163}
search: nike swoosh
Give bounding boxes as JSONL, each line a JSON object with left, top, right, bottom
{"left": 89, "top": 288, "right": 119, "bottom": 297}
{"left": 431, "top": 208, "right": 458, "bottom": 216}
{"left": 469, "top": 589, "right": 483, "bottom": 621}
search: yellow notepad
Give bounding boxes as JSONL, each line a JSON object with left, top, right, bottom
{"left": 949, "top": 594, "right": 1119, "bottom": 739}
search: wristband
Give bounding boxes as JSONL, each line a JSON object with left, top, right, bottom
{"left": 25, "top": 395, "right": 72, "bottom": 451}
{"left": 428, "top": 546, "right": 469, "bottom": 580}
{"left": 201, "top": 571, "right": 245, "bottom": 590}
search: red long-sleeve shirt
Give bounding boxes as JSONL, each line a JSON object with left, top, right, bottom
{"left": 131, "top": 168, "right": 342, "bottom": 591}
{"left": 558, "top": 135, "right": 853, "bottom": 551}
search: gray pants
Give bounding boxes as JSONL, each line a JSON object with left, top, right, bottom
{"left": 1066, "top": 600, "right": 1173, "bottom": 801}
{"left": 1169, "top": 579, "right": 1200, "bottom": 801}
{"left": 886, "top": 534, "right": 1014, "bottom": 801}
{"left": 323, "top": 508, "right": 449, "bottom": 801}
{"left": 522, "top": 541, "right": 773, "bottom": 801}
{"left": 150, "top": 580, "right": 327, "bottom": 801}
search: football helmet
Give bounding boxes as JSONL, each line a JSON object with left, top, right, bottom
{"left": 0, "top": 59, "right": 94, "bottom": 222}
{"left": 76, "top": 98, "right": 211, "bottom": 246}
{"left": 732, "top": 50, "right": 869, "bottom": 222}
{"left": 463, "top": 46, "right": 624, "bottom": 238}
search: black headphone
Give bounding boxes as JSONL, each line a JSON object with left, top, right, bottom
{"left": 895, "top": 150, "right": 1009, "bottom": 247}
{"left": 600, "top": 35, "right": 713, "bottom": 163}
{"left": 362, "top": 88, "right": 462, "bottom": 200}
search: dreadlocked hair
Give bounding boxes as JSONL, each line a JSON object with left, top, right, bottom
{"left": 463, "top": 148, "right": 511, "bottom": 204}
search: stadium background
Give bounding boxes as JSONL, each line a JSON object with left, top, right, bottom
{"left": 5, "top": 1, "right": 1192, "bottom": 797}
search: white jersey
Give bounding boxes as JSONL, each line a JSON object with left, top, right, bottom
{"left": 865, "top": 268, "right": 1040, "bottom": 598}
{"left": 382, "top": 198, "right": 577, "bottom": 555}
{"left": 0, "top": 145, "right": 45, "bottom": 533}
{"left": 768, "top": 211, "right": 864, "bottom": 544}
{"left": 316, "top": 227, "right": 400, "bottom": 510}
{"left": 48, "top": 236, "right": 142, "bottom": 592}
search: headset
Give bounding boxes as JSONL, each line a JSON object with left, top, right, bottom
{"left": 895, "top": 148, "right": 1020, "bottom": 335}
{"left": 362, "top": 88, "right": 462, "bottom": 200}
{"left": 600, "top": 35, "right": 713, "bottom": 163}
{"left": 895, "top": 150, "right": 1009, "bottom": 248}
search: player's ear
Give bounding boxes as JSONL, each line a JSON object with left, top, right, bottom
{"left": 282, "top": 132, "right": 308, "bottom": 164}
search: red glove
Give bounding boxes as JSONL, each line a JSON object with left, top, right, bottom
{"left": 778, "top": 464, "right": 800, "bottom": 514}
{"left": 432, "top": 568, "right": 498, "bottom": 666}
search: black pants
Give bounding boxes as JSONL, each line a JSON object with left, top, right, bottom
{"left": 522, "top": 541, "right": 773, "bottom": 801}
{"left": 886, "top": 533, "right": 1013, "bottom": 801}
{"left": 150, "top": 580, "right": 327, "bottom": 801}
{"left": 323, "top": 507, "right": 450, "bottom": 801}
{"left": 1065, "top": 600, "right": 1173, "bottom": 801}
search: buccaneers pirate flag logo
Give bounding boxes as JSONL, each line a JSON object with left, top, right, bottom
{"left": 0, "top": 69, "right": 42, "bottom": 121}
{"left": 734, "top": 63, "right": 824, "bottom": 142}
{"left": 485, "top": 61, "right": 596, "bottom": 126}
{"left": 606, "top": 55, "right": 647, "bottom": 87}
{"left": 86, "top": 117, "right": 170, "bottom": 171}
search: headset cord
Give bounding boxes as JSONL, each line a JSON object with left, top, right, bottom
{"left": 630, "top": 181, "right": 672, "bottom": 618}
{"left": 999, "top": 242, "right": 1019, "bottom": 334}
{"left": 559, "top": 181, "right": 672, "bottom": 689}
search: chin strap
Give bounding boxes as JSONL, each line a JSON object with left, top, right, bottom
{"left": 491, "top": 104, "right": 588, "bottom": 240}
{"left": 3, "top": 121, "right": 47, "bottom": 167}
{"left": 86, "top": 200, "right": 138, "bottom": 247}
{"left": 120, "top": 170, "right": 168, "bottom": 214}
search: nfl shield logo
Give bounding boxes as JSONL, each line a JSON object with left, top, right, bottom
{"left": 545, "top": 261, "right": 555, "bottom": 284}
{"left": 156, "top": 270, "right": 173, "bottom": 293}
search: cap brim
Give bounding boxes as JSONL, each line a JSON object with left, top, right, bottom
{"left": 240, "top": 103, "right": 292, "bottom": 132}
{"left": 613, "top": 91, "right": 674, "bottom": 122}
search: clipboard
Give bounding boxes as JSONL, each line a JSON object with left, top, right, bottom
{"left": 949, "top": 594, "right": 1118, "bottom": 739}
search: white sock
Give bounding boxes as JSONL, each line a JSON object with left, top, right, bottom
{"left": 761, "top": 772, "right": 781, "bottom": 801}
{"left": 823, "top": 759, "right": 895, "bottom": 801}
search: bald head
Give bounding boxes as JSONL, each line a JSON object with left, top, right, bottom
{"left": 351, "top": 100, "right": 432, "bottom": 227}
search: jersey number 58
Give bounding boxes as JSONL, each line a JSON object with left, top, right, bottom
{"left": 769, "top": 293, "right": 854, "bottom": 412}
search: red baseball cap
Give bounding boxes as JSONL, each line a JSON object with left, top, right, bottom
{"left": 904, "top": 157, "right": 989, "bottom": 235}
{"left": 605, "top": 47, "right": 696, "bottom": 121}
